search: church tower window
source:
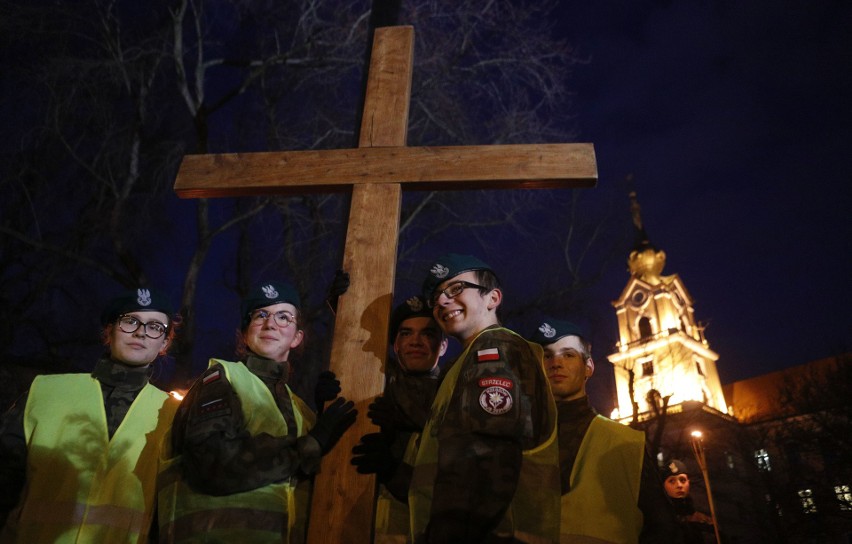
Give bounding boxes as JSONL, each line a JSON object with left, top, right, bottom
{"left": 638, "top": 316, "right": 653, "bottom": 340}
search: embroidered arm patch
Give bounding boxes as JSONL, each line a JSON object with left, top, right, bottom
{"left": 194, "top": 397, "right": 231, "bottom": 422}
{"left": 476, "top": 348, "right": 500, "bottom": 363}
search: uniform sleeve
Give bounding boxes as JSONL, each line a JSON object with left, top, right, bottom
{"left": 0, "top": 392, "right": 29, "bottom": 525}
{"left": 637, "top": 452, "right": 687, "bottom": 544}
{"left": 172, "top": 366, "right": 321, "bottom": 496}
{"left": 427, "top": 331, "right": 552, "bottom": 542}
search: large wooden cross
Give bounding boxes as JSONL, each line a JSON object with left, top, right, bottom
{"left": 174, "top": 26, "right": 596, "bottom": 544}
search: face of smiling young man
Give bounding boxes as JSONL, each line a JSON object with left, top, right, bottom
{"left": 431, "top": 271, "right": 502, "bottom": 346}
{"left": 244, "top": 302, "right": 304, "bottom": 362}
{"left": 541, "top": 335, "right": 593, "bottom": 402}
{"left": 108, "top": 311, "right": 171, "bottom": 367}
{"left": 393, "top": 316, "right": 448, "bottom": 374}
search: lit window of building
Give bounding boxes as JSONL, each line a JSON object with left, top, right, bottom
{"left": 798, "top": 489, "right": 817, "bottom": 514}
{"left": 754, "top": 448, "right": 771, "bottom": 471}
{"left": 835, "top": 485, "right": 852, "bottom": 511}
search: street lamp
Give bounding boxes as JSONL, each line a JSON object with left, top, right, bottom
{"left": 690, "top": 430, "right": 722, "bottom": 544}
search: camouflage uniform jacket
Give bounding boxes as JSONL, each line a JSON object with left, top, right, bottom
{"left": 171, "top": 355, "right": 321, "bottom": 496}
{"left": 0, "top": 358, "right": 154, "bottom": 523}
{"left": 414, "top": 325, "right": 558, "bottom": 542}
{"left": 380, "top": 359, "right": 440, "bottom": 502}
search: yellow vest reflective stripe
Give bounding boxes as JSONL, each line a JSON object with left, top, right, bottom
{"left": 560, "top": 416, "right": 645, "bottom": 544}
{"left": 374, "top": 432, "right": 419, "bottom": 543}
{"left": 5, "top": 374, "right": 176, "bottom": 544}
{"left": 409, "top": 328, "right": 561, "bottom": 543}
{"left": 159, "top": 359, "right": 313, "bottom": 544}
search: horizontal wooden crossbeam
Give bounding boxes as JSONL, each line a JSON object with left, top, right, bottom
{"left": 173, "top": 143, "right": 597, "bottom": 198}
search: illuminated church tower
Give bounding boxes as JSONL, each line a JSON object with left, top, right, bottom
{"left": 608, "top": 192, "right": 727, "bottom": 420}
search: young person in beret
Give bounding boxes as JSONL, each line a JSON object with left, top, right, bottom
{"left": 160, "top": 280, "right": 356, "bottom": 543}
{"left": 0, "top": 287, "right": 180, "bottom": 543}
{"left": 528, "top": 317, "right": 683, "bottom": 544}
{"left": 409, "top": 254, "right": 561, "bottom": 543}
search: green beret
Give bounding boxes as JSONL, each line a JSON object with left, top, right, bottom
{"left": 528, "top": 318, "right": 587, "bottom": 346}
{"left": 421, "top": 253, "right": 495, "bottom": 300}
{"left": 389, "top": 295, "right": 433, "bottom": 343}
{"left": 100, "top": 288, "right": 174, "bottom": 325}
{"left": 241, "top": 280, "right": 301, "bottom": 329}
{"left": 660, "top": 459, "right": 689, "bottom": 480}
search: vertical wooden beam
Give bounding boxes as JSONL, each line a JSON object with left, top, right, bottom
{"left": 306, "top": 26, "right": 412, "bottom": 544}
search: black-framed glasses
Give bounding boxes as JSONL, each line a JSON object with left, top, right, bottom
{"left": 250, "top": 308, "right": 298, "bottom": 328}
{"left": 117, "top": 315, "right": 168, "bottom": 339}
{"left": 427, "top": 280, "right": 486, "bottom": 308}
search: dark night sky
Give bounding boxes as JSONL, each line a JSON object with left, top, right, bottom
{"left": 2, "top": 1, "right": 849, "bottom": 402}
{"left": 554, "top": 1, "right": 852, "bottom": 388}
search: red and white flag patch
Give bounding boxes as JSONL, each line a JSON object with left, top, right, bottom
{"left": 202, "top": 370, "right": 221, "bottom": 385}
{"left": 477, "top": 348, "right": 500, "bottom": 363}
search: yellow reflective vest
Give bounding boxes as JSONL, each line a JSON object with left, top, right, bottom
{"left": 410, "top": 327, "right": 561, "bottom": 543}
{"left": 560, "top": 416, "right": 645, "bottom": 543}
{"left": 1, "top": 373, "right": 177, "bottom": 543}
{"left": 158, "top": 359, "right": 314, "bottom": 544}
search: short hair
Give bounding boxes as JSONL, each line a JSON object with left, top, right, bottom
{"left": 473, "top": 269, "right": 502, "bottom": 323}
{"left": 473, "top": 269, "right": 501, "bottom": 292}
{"left": 578, "top": 336, "right": 592, "bottom": 360}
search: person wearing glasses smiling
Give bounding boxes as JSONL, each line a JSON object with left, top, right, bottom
{"left": 408, "top": 254, "right": 561, "bottom": 544}
{"left": 159, "top": 280, "right": 356, "bottom": 543}
{"left": 529, "top": 318, "right": 683, "bottom": 544}
{"left": 0, "top": 287, "right": 179, "bottom": 543}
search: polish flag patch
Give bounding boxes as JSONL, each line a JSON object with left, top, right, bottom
{"left": 202, "top": 370, "right": 221, "bottom": 385}
{"left": 477, "top": 348, "right": 500, "bottom": 363}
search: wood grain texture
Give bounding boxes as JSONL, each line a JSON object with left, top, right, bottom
{"left": 306, "top": 27, "right": 410, "bottom": 544}
{"left": 173, "top": 143, "right": 597, "bottom": 198}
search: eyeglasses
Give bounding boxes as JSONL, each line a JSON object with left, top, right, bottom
{"left": 117, "top": 315, "right": 168, "bottom": 339}
{"left": 250, "top": 308, "right": 298, "bottom": 328}
{"left": 427, "top": 280, "right": 486, "bottom": 308}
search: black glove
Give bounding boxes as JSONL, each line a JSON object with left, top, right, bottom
{"left": 314, "top": 370, "right": 341, "bottom": 412}
{"left": 351, "top": 432, "right": 399, "bottom": 484}
{"left": 309, "top": 397, "right": 357, "bottom": 454}
{"left": 326, "top": 269, "right": 350, "bottom": 314}
{"left": 368, "top": 395, "right": 420, "bottom": 432}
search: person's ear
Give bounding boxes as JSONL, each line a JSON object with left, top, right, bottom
{"left": 486, "top": 288, "right": 502, "bottom": 310}
{"left": 439, "top": 337, "right": 449, "bottom": 357}
{"left": 290, "top": 329, "right": 305, "bottom": 350}
{"left": 159, "top": 335, "right": 171, "bottom": 357}
{"left": 584, "top": 357, "right": 595, "bottom": 379}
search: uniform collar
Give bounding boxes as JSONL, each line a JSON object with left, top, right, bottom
{"left": 556, "top": 395, "right": 596, "bottom": 418}
{"left": 245, "top": 353, "right": 289, "bottom": 381}
{"left": 92, "top": 357, "right": 151, "bottom": 390}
